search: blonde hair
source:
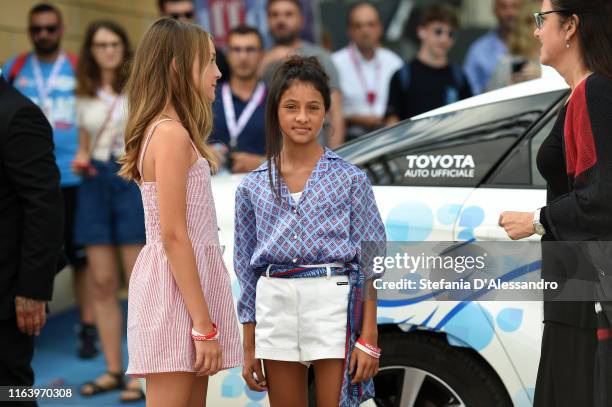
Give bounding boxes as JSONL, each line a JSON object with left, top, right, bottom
{"left": 118, "top": 18, "right": 217, "bottom": 181}
{"left": 508, "top": 0, "right": 541, "bottom": 57}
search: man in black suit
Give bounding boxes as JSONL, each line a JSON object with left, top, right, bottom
{"left": 0, "top": 74, "right": 64, "bottom": 403}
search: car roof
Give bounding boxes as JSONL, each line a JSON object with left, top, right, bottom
{"left": 414, "top": 66, "right": 569, "bottom": 120}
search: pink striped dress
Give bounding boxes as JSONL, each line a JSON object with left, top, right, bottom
{"left": 126, "top": 119, "right": 242, "bottom": 377}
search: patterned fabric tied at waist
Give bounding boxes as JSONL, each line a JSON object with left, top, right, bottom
{"left": 257, "top": 263, "right": 375, "bottom": 407}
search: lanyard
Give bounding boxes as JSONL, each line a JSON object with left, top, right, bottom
{"left": 31, "top": 52, "right": 66, "bottom": 120}
{"left": 348, "top": 45, "right": 380, "bottom": 108}
{"left": 222, "top": 82, "right": 265, "bottom": 148}
{"left": 90, "top": 89, "right": 121, "bottom": 158}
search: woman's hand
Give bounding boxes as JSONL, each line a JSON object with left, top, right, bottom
{"left": 349, "top": 334, "right": 379, "bottom": 384}
{"left": 242, "top": 347, "right": 267, "bottom": 391}
{"left": 511, "top": 62, "right": 541, "bottom": 84}
{"left": 241, "top": 323, "right": 266, "bottom": 391}
{"left": 231, "top": 152, "right": 264, "bottom": 173}
{"left": 349, "top": 336, "right": 380, "bottom": 384}
{"left": 193, "top": 339, "right": 223, "bottom": 377}
{"left": 499, "top": 211, "right": 535, "bottom": 240}
{"left": 71, "top": 150, "right": 90, "bottom": 174}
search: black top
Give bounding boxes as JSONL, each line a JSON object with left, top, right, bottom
{"left": 537, "top": 73, "right": 612, "bottom": 328}
{"left": 537, "top": 106, "right": 597, "bottom": 328}
{"left": 0, "top": 76, "right": 64, "bottom": 319}
{"left": 386, "top": 58, "right": 472, "bottom": 121}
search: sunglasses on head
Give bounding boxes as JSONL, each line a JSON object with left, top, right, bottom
{"left": 434, "top": 27, "right": 457, "bottom": 39}
{"left": 170, "top": 11, "right": 194, "bottom": 20}
{"left": 533, "top": 8, "right": 573, "bottom": 29}
{"left": 29, "top": 24, "right": 59, "bottom": 35}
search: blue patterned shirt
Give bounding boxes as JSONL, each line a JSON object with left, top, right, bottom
{"left": 233, "top": 148, "right": 386, "bottom": 323}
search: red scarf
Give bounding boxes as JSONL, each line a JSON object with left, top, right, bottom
{"left": 564, "top": 78, "right": 597, "bottom": 179}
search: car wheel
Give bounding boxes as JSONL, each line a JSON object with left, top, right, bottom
{"left": 372, "top": 331, "right": 514, "bottom": 407}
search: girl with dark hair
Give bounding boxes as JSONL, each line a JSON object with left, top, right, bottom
{"left": 234, "top": 55, "right": 386, "bottom": 407}
{"left": 72, "top": 21, "right": 146, "bottom": 402}
{"left": 499, "top": 0, "right": 612, "bottom": 405}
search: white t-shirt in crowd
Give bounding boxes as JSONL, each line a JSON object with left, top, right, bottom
{"left": 332, "top": 44, "right": 403, "bottom": 118}
{"left": 76, "top": 88, "right": 127, "bottom": 162}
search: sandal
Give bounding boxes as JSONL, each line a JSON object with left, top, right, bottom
{"left": 120, "top": 379, "right": 145, "bottom": 403}
{"left": 80, "top": 371, "right": 124, "bottom": 396}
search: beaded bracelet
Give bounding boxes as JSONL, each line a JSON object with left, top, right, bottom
{"left": 191, "top": 324, "right": 219, "bottom": 341}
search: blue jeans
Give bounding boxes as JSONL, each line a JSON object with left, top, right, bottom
{"left": 74, "top": 159, "right": 145, "bottom": 245}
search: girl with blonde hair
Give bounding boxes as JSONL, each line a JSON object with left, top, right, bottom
{"left": 119, "top": 18, "right": 242, "bottom": 406}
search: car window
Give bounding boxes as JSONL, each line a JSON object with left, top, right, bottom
{"left": 530, "top": 118, "right": 555, "bottom": 187}
{"left": 486, "top": 111, "right": 558, "bottom": 187}
{"left": 360, "top": 106, "right": 548, "bottom": 187}
{"left": 336, "top": 90, "right": 567, "bottom": 188}
{"left": 364, "top": 137, "right": 517, "bottom": 187}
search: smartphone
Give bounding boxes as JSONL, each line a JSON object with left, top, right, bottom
{"left": 512, "top": 59, "right": 528, "bottom": 74}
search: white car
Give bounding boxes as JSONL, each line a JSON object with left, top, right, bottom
{"left": 205, "top": 74, "right": 570, "bottom": 407}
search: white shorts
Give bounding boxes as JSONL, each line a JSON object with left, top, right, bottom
{"left": 255, "top": 275, "right": 349, "bottom": 363}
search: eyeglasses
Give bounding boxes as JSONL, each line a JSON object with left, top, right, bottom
{"left": 92, "top": 41, "right": 123, "bottom": 51}
{"left": 170, "top": 11, "right": 194, "bottom": 20}
{"left": 434, "top": 27, "right": 457, "bottom": 39}
{"left": 533, "top": 8, "right": 573, "bottom": 29}
{"left": 228, "top": 46, "right": 260, "bottom": 55}
{"left": 29, "top": 24, "right": 59, "bottom": 35}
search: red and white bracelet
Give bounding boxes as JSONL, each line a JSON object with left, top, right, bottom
{"left": 355, "top": 338, "right": 381, "bottom": 359}
{"left": 191, "top": 324, "right": 219, "bottom": 341}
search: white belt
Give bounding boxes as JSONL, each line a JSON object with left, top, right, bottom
{"left": 265, "top": 262, "right": 344, "bottom": 279}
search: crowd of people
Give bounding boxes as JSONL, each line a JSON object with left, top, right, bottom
{"left": 3, "top": 0, "right": 611, "bottom": 406}
{"left": 0, "top": 0, "right": 546, "bottom": 177}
